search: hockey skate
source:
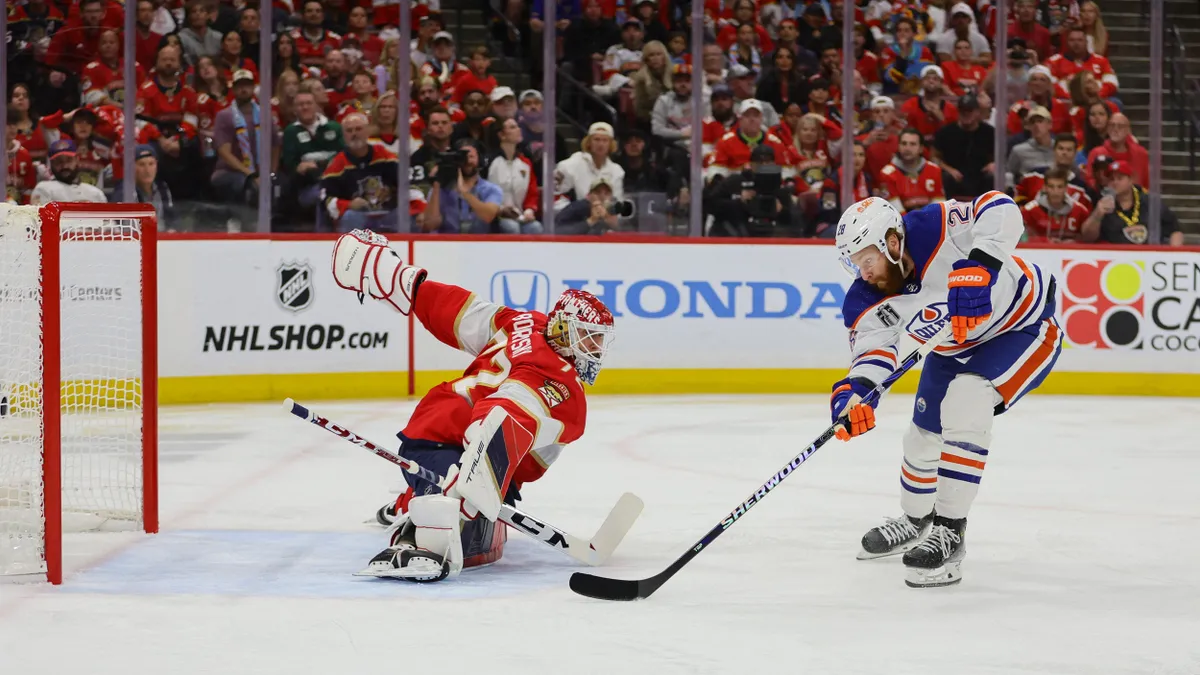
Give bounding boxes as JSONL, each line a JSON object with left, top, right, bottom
{"left": 857, "top": 512, "right": 934, "bottom": 560}
{"left": 903, "top": 516, "right": 966, "bottom": 588}
{"left": 355, "top": 521, "right": 451, "bottom": 583}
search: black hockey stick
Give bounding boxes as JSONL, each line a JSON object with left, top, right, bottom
{"left": 569, "top": 323, "right": 954, "bottom": 600}
{"left": 284, "top": 398, "right": 644, "bottom": 566}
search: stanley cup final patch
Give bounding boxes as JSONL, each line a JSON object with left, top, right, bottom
{"left": 277, "top": 261, "right": 315, "bottom": 312}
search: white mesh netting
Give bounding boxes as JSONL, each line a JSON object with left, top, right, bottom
{"left": 0, "top": 205, "right": 146, "bottom": 578}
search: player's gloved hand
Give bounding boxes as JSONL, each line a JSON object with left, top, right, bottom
{"left": 331, "top": 229, "right": 427, "bottom": 315}
{"left": 947, "top": 258, "right": 999, "bottom": 344}
{"left": 831, "top": 377, "right": 878, "bottom": 442}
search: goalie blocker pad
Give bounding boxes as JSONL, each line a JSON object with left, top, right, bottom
{"left": 452, "top": 406, "right": 535, "bottom": 523}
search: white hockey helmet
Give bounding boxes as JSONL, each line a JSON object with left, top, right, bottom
{"left": 834, "top": 197, "right": 905, "bottom": 278}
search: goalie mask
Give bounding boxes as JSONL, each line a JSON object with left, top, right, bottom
{"left": 546, "top": 289, "right": 615, "bottom": 386}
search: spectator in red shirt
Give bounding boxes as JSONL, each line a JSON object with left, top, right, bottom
{"left": 452, "top": 46, "right": 499, "bottom": 105}
{"left": 216, "top": 30, "right": 259, "bottom": 85}
{"left": 293, "top": 0, "right": 342, "bottom": 69}
{"left": 1005, "top": 65, "right": 1071, "bottom": 136}
{"left": 345, "top": 5, "right": 385, "bottom": 66}
{"left": 1085, "top": 112, "right": 1150, "bottom": 189}
{"left": 858, "top": 95, "right": 903, "bottom": 182}
{"left": 717, "top": 0, "right": 775, "bottom": 53}
{"left": 46, "top": 0, "right": 108, "bottom": 75}
{"left": 422, "top": 32, "right": 470, "bottom": 102}
{"left": 5, "top": 110, "right": 39, "bottom": 205}
{"left": 133, "top": 0, "right": 165, "bottom": 71}
{"left": 1046, "top": 26, "right": 1119, "bottom": 102}
{"left": 1021, "top": 167, "right": 1091, "bottom": 242}
{"left": 941, "top": 38, "right": 988, "bottom": 96}
{"left": 322, "top": 50, "right": 355, "bottom": 117}
{"left": 879, "top": 128, "right": 946, "bottom": 213}
{"left": 1015, "top": 133, "right": 1092, "bottom": 207}
{"left": 82, "top": 29, "right": 148, "bottom": 107}
{"left": 900, "top": 65, "right": 959, "bottom": 144}
{"left": 1008, "top": 0, "right": 1054, "bottom": 61}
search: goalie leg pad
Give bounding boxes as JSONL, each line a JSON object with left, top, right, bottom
{"left": 450, "top": 406, "right": 535, "bottom": 522}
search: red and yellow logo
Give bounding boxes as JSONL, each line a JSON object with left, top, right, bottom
{"left": 1060, "top": 259, "right": 1144, "bottom": 349}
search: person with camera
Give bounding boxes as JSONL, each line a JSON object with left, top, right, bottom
{"left": 984, "top": 38, "right": 1036, "bottom": 108}
{"left": 320, "top": 112, "right": 402, "bottom": 233}
{"left": 556, "top": 176, "right": 632, "bottom": 235}
{"left": 1007, "top": 0, "right": 1054, "bottom": 63}
{"left": 1081, "top": 161, "right": 1182, "bottom": 246}
{"left": 708, "top": 144, "right": 797, "bottom": 237}
{"left": 422, "top": 138, "right": 505, "bottom": 234}
{"left": 410, "top": 108, "right": 455, "bottom": 194}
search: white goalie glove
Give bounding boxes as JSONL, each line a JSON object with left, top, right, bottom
{"left": 331, "top": 229, "right": 427, "bottom": 315}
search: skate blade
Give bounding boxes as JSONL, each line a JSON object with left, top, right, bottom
{"left": 857, "top": 540, "right": 922, "bottom": 560}
{"left": 353, "top": 561, "right": 445, "bottom": 581}
{"left": 904, "top": 561, "right": 962, "bottom": 588}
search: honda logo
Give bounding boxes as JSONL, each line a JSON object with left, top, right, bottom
{"left": 490, "top": 270, "right": 551, "bottom": 313}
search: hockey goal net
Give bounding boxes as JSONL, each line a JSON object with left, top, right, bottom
{"left": 0, "top": 203, "right": 158, "bottom": 585}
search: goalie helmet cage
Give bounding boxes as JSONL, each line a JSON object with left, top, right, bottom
{"left": 0, "top": 202, "right": 158, "bottom": 585}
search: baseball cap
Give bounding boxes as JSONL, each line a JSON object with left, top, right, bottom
{"left": 803, "top": 3, "right": 825, "bottom": 15}
{"left": 951, "top": 2, "right": 974, "bottom": 17}
{"left": 489, "top": 86, "right": 516, "bottom": 103}
{"left": 957, "top": 93, "right": 981, "bottom": 111}
{"left": 587, "top": 122, "right": 615, "bottom": 138}
{"left": 921, "top": 64, "right": 945, "bottom": 80}
{"left": 739, "top": 98, "right": 765, "bottom": 114}
{"left": 749, "top": 144, "right": 776, "bottom": 163}
{"left": 233, "top": 69, "right": 255, "bottom": 84}
{"left": 1092, "top": 153, "right": 1113, "bottom": 168}
{"left": 870, "top": 95, "right": 895, "bottom": 109}
{"left": 1026, "top": 105, "right": 1052, "bottom": 121}
{"left": 133, "top": 144, "right": 157, "bottom": 161}
{"left": 1029, "top": 65, "right": 1053, "bottom": 81}
{"left": 48, "top": 139, "right": 77, "bottom": 159}
{"left": 729, "top": 63, "right": 754, "bottom": 79}
{"left": 623, "top": 17, "right": 643, "bottom": 29}
{"left": 711, "top": 84, "right": 733, "bottom": 99}
{"left": 432, "top": 30, "right": 455, "bottom": 43}
{"left": 1108, "top": 160, "right": 1133, "bottom": 176}
{"left": 519, "top": 89, "right": 543, "bottom": 103}
{"left": 673, "top": 63, "right": 692, "bottom": 76}
{"left": 590, "top": 176, "right": 613, "bottom": 191}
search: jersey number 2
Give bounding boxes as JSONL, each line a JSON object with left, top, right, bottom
{"left": 947, "top": 203, "right": 971, "bottom": 227}
{"left": 452, "top": 335, "right": 512, "bottom": 400}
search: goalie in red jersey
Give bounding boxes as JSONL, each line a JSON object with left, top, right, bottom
{"left": 331, "top": 230, "right": 615, "bottom": 583}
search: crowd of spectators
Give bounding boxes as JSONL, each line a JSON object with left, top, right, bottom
{"left": 1, "top": 0, "right": 1182, "bottom": 244}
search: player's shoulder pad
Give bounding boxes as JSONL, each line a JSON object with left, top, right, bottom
{"left": 842, "top": 278, "right": 888, "bottom": 329}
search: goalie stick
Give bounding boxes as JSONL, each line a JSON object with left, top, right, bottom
{"left": 569, "top": 323, "right": 955, "bottom": 601}
{"left": 284, "top": 398, "right": 643, "bottom": 567}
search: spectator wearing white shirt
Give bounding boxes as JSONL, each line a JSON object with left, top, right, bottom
{"left": 554, "top": 123, "right": 626, "bottom": 210}
{"left": 487, "top": 118, "right": 543, "bottom": 234}
{"left": 935, "top": 4, "right": 992, "bottom": 65}
{"left": 31, "top": 140, "right": 107, "bottom": 205}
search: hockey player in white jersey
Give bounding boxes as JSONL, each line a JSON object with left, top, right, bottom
{"left": 831, "top": 193, "right": 1063, "bottom": 588}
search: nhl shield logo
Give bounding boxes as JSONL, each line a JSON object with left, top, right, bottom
{"left": 277, "top": 261, "right": 314, "bottom": 312}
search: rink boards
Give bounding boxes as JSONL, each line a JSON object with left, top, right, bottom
{"left": 154, "top": 236, "right": 1200, "bottom": 403}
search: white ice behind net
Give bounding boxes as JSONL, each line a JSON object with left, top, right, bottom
{"left": 0, "top": 205, "right": 144, "bottom": 578}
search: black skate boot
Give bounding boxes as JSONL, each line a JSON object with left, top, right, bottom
{"left": 374, "top": 501, "right": 398, "bottom": 526}
{"left": 857, "top": 511, "right": 934, "bottom": 560}
{"left": 903, "top": 516, "right": 967, "bottom": 588}
{"left": 355, "top": 521, "right": 451, "bottom": 582}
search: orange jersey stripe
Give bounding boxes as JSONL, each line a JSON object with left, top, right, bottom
{"left": 902, "top": 466, "right": 938, "bottom": 484}
{"left": 997, "top": 321, "right": 1060, "bottom": 402}
{"left": 940, "top": 452, "right": 986, "bottom": 471}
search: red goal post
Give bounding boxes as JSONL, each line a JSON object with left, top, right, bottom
{"left": 0, "top": 203, "right": 158, "bottom": 585}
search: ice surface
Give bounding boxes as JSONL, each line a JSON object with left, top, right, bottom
{"left": 1, "top": 394, "right": 1198, "bottom": 674}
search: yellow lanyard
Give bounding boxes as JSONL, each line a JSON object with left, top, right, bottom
{"left": 1116, "top": 188, "right": 1141, "bottom": 227}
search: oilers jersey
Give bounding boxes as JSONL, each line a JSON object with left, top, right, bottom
{"left": 842, "top": 191, "right": 1058, "bottom": 389}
